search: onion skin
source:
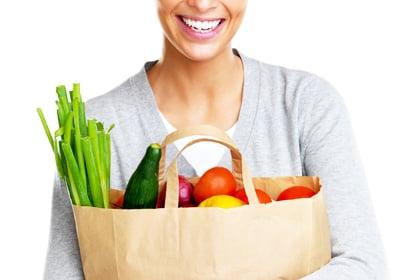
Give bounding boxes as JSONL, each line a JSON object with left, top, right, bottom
{"left": 156, "top": 175, "right": 195, "bottom": 208}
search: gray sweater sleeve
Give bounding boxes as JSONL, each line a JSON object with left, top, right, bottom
{"left": 298, "top": 78, "right": 389, "bottom": 279}
{"left": 44, "top": 175, "right": 84, "bottom": 279}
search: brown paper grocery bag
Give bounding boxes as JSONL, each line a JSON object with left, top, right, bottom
{"left": 72, "top": 125, "right": 331, "bottom": 280}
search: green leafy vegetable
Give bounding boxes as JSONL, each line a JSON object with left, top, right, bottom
{"left": 37, "top": 83, "right": 114, "bottom": 208}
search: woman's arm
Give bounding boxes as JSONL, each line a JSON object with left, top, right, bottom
{"left": 298, "top": 77, "right": 389, "bottom": 279}
{"left": 44, "top": 175, "right": 84, "bottom": 279}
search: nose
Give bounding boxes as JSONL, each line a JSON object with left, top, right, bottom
{"left": 186, "top": 0, "right": 218, "bottom": 12}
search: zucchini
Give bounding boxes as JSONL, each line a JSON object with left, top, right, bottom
{"left": 123, "top": 143, "right": 161, "bottom": 209}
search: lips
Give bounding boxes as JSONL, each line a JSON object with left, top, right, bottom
{"left": 175, "top": 15, "right": 226, "bottom": 41}
{"left": 182, "top": 17, "right": 221, "bottom": 32}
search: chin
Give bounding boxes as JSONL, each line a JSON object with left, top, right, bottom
{"left": 178, "top": 43, "right": 226, "bottom": 62}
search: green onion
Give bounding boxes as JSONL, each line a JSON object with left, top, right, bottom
{"left": 63, "top": 112, "right": 73, "bottom": 144}
{"left": 98, "top": 131, "right": 109, "bottom": 208}
{"left": 107, "top": 124, "right": 115, "bottom": 134}
{"left": 53, "top": 138, "right": 65, "bottom": 179}
{"left": 58, "top": 141, "right": 68, "bottom": 180}
{"left": 66, "top": 164, "right": 80, "bottom": 205}
{"left": 96, "top": 121, "right": 104, "bottom": 131}
{"left": 105, "top": 133, "right": 111, "bottom": 187}
{"left": 79, "top": 102, "right": 88, "bottom": 137}
{"left": 62, "top": 143, "right": 91, "bottom": 206}
{"left": 88, "top": 120, "right": 110, "bottom": 208}
{"left": 72, "top": 85, "right": 87, "bottom": 189}
{"left": 56, "top": 101, "right": 65, "bottom": 128}
{"left": 56, "top": 85, "right": 70, "bottom": 118}
{"left": 81, "top": 137, "right": 104, "bottom": 207}
{"left": 37, "top": 84, "right": 114, "bottom": 208}
{"left": 36, "top": 108, "right": 54, "bottom": 150}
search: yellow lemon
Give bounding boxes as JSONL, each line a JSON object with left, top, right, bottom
{"left": 198, "top": 195, "right": 245, "bottom": 209}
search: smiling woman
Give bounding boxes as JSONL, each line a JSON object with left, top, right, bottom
{"left": 156, "top": 0, "right": 246, "bottom": 60}
{"left": 43, "top": 0, "right": 388, "bottom": 279}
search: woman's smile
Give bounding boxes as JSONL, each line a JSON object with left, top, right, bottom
{"left": 155, "top": 0, "right": 247, "bottom": 61}
{"left": 174, "top": 14, "right": 226, "bottom": 42}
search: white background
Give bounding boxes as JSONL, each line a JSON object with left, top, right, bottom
{"left": 1, "top": 0, "right": 418, "bottom": 279}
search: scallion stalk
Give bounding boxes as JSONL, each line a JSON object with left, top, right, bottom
{"left": 36, "top": 108, "right": 54, "bottom": 150}
{"left": 66, "top": 165, "right": 80, "bottom": 206}
{"left": 98, "top": 131, "right": 109, "bottom": 208}
{"left": 62, "top": 143, "right": 91, "bottom": 206}
{"left": 53, "top": 138, "right": 65, "bottom": 179}
{"left": 56, "top": 101, "right": 65, "bottom": 128}
{"left": 56, "top": 85, "right": 70, "bottom": 118}
{"left": 38, "top": 83, "right": 114, "bottom": 208}
{"left": 105, "top": 133, "right": 111, "bottom": 187}
{"left": 71, "top": 84, "right": 88, "bottom": 189}
{"left": 63, "top": 112, "right": 73, "bottom": 144}
{"left": 79, "top": 102, "right": 88, "bottom": 137}
{"left": 81, "top": 137, "right": 104, "bottom": 207}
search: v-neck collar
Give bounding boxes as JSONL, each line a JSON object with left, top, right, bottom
{"left": 131, "top": 48, "right": 261, "bottom": 176}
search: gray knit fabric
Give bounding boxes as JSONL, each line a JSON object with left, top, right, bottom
{"left": 44, "top": 48, "right": 388, "bottom": 279}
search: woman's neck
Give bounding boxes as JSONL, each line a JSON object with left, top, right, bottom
{"left": 146, "top": 39, "right": 244, "bottom": 130}
{"left": 150, "top": 39, "right": 242, "bottom": 100}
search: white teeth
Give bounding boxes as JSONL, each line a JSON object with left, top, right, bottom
{"left": 181, "top": 16, "right": 221, "bottom": 32}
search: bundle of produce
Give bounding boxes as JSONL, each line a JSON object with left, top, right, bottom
{"left": 65, "top": 125, "right": 330, "bottom": 280}
{"left": 117, "top": 144, "right": 317, "bottom": 210}
{"left": 37, "top": 83, "right": 114, "bottom": 208}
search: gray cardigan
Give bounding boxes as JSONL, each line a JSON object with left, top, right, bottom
{"left": 44, "top": 48, "right": 388, "bottom": 279}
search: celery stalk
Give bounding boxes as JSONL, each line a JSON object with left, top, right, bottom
{"left": 36, "top": 108, "right": 54, "bottom": 150}
{"left": 72, "top": 84, "right": 87, "bottom": 137}
{"left": 63, "top": 112, "right": 73, "bottom": 144}
{"left": 54, "top": 127, "right": 64, "bottom": 138}
{"left": 88, "top": 120, "right": 100, "bottom": 165}
{"left": 59, "top": 141, "right": 68, "bottom": 179}
{"left": 88, "top": 120, "right": 108, "bottom": 206}
{"left": 105, "top": 133, "right": 111, "bottom": 186}
{"left": 38, "top": 83, "right": 114, "bottom": 208}
{"left": 37, "top": 108, "right": 65, "bottom": 179}
{"left": 107, "top": 124, "right": 115, "bottom": 134}
{"left": 81, "top": 137, "right": 104, "bottom": 207}
{"left": 56, "top": 101, "right": 66, "bottom": 128}
{"left": 62, "top": 143, "right": 91, "bottom": 206}
{"left": 72, "top": 85, "right": 87, "bottom": 189}
{"left": 96, "top": 121, "right": 104, "bottom": 131}
{"left": 79, "top": 102, "right": 88, "bottom": 137}
{"left": 98, "top": 131, "right": 109, "bottom": 207}
{"left": 53, "top": 138, "right": 64, "bottom": 179}
{"left": 66, "top": 165, "right": 80, "bottom": 205}
{"left": 56, "top": 85, "right": 70, "bottom": 118}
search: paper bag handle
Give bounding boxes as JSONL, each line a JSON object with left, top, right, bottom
{"left": 158, "top": 124, "right": 237, "bottom": 185}
{"left": 164, "top": 137, "right": 259, "bottom": 208}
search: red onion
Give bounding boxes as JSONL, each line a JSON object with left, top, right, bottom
{"left": 156, "top": 175, "right": 195, "bottom": 208}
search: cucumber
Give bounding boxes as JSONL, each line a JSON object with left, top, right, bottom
{"left": 123, "top": 143, "right": 162, "bottom": 209}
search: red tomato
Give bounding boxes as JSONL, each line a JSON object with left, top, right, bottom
{"left": 193, "top": 167, "right": 237, "bottom": 204}
{"left": 115, "top": 195, "right": 124, "bottom": 208}
{"left": 277, "top": 186, "right": 316, "bottom": 201}
{"left": 234, "top": 188, "right": 272, "bottom": 204}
